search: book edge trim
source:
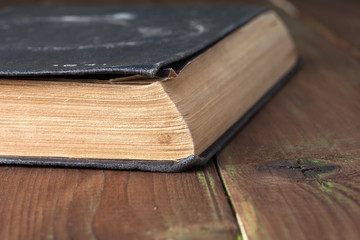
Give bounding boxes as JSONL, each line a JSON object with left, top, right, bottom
{"left": 0, "top": 58, "right": 301, "bottom": 172}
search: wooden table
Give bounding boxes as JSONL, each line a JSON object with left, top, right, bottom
{"left": 0, "top": 0, "right": 359, "bottom": 239}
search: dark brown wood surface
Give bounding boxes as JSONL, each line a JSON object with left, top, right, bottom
{"left": 0, "top": 163, "right": 239, "bottom": 239}
{"left": 287, "top": 0, "right": 360, "bottom": 60}
{"left": 216, "top": 1, "right": 360, "bottom": 239}
{"left": 1, "top": 0, "right": 360, "bottom": 239}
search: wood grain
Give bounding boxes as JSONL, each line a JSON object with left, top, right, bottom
{"left": 217, "top": 3, "right": 360, "bottom": 240}
{"left": 286, "top": 0, "right": 360, "bottom": 60}
{"left": 0, "top": 163, "right": 239, "bottom": 239}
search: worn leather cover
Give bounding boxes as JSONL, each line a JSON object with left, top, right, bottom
{"left": 0, "top": 5, "right": 266, "bottom": 77}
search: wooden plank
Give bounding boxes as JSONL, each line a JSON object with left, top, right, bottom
{"left": 0, "top": 162, "right": 239, "bottom": 239}
{"left": 217, "top": 3, "right": 360, "bottom": 240}
{"left": 281, "top": 0, "right": 360, "bottom": 60}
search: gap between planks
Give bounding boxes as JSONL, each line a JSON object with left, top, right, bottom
{"left": 214, "top": 156, "right": 247, "bottom": 240}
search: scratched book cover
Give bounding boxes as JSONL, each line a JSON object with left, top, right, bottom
{"left": 0, "top": 5, "right": 265, "bottom": 77}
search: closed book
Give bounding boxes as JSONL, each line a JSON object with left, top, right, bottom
{"left": 0, "top": 5, "right": 298, "bottom": 172}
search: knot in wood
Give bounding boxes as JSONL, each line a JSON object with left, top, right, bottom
{"left": 259, "top": 158, "right": 338, "bottom": 180}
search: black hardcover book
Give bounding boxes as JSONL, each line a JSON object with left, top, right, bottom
{"left": 0, "top": 5, "right": 299, "bottom": 172}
